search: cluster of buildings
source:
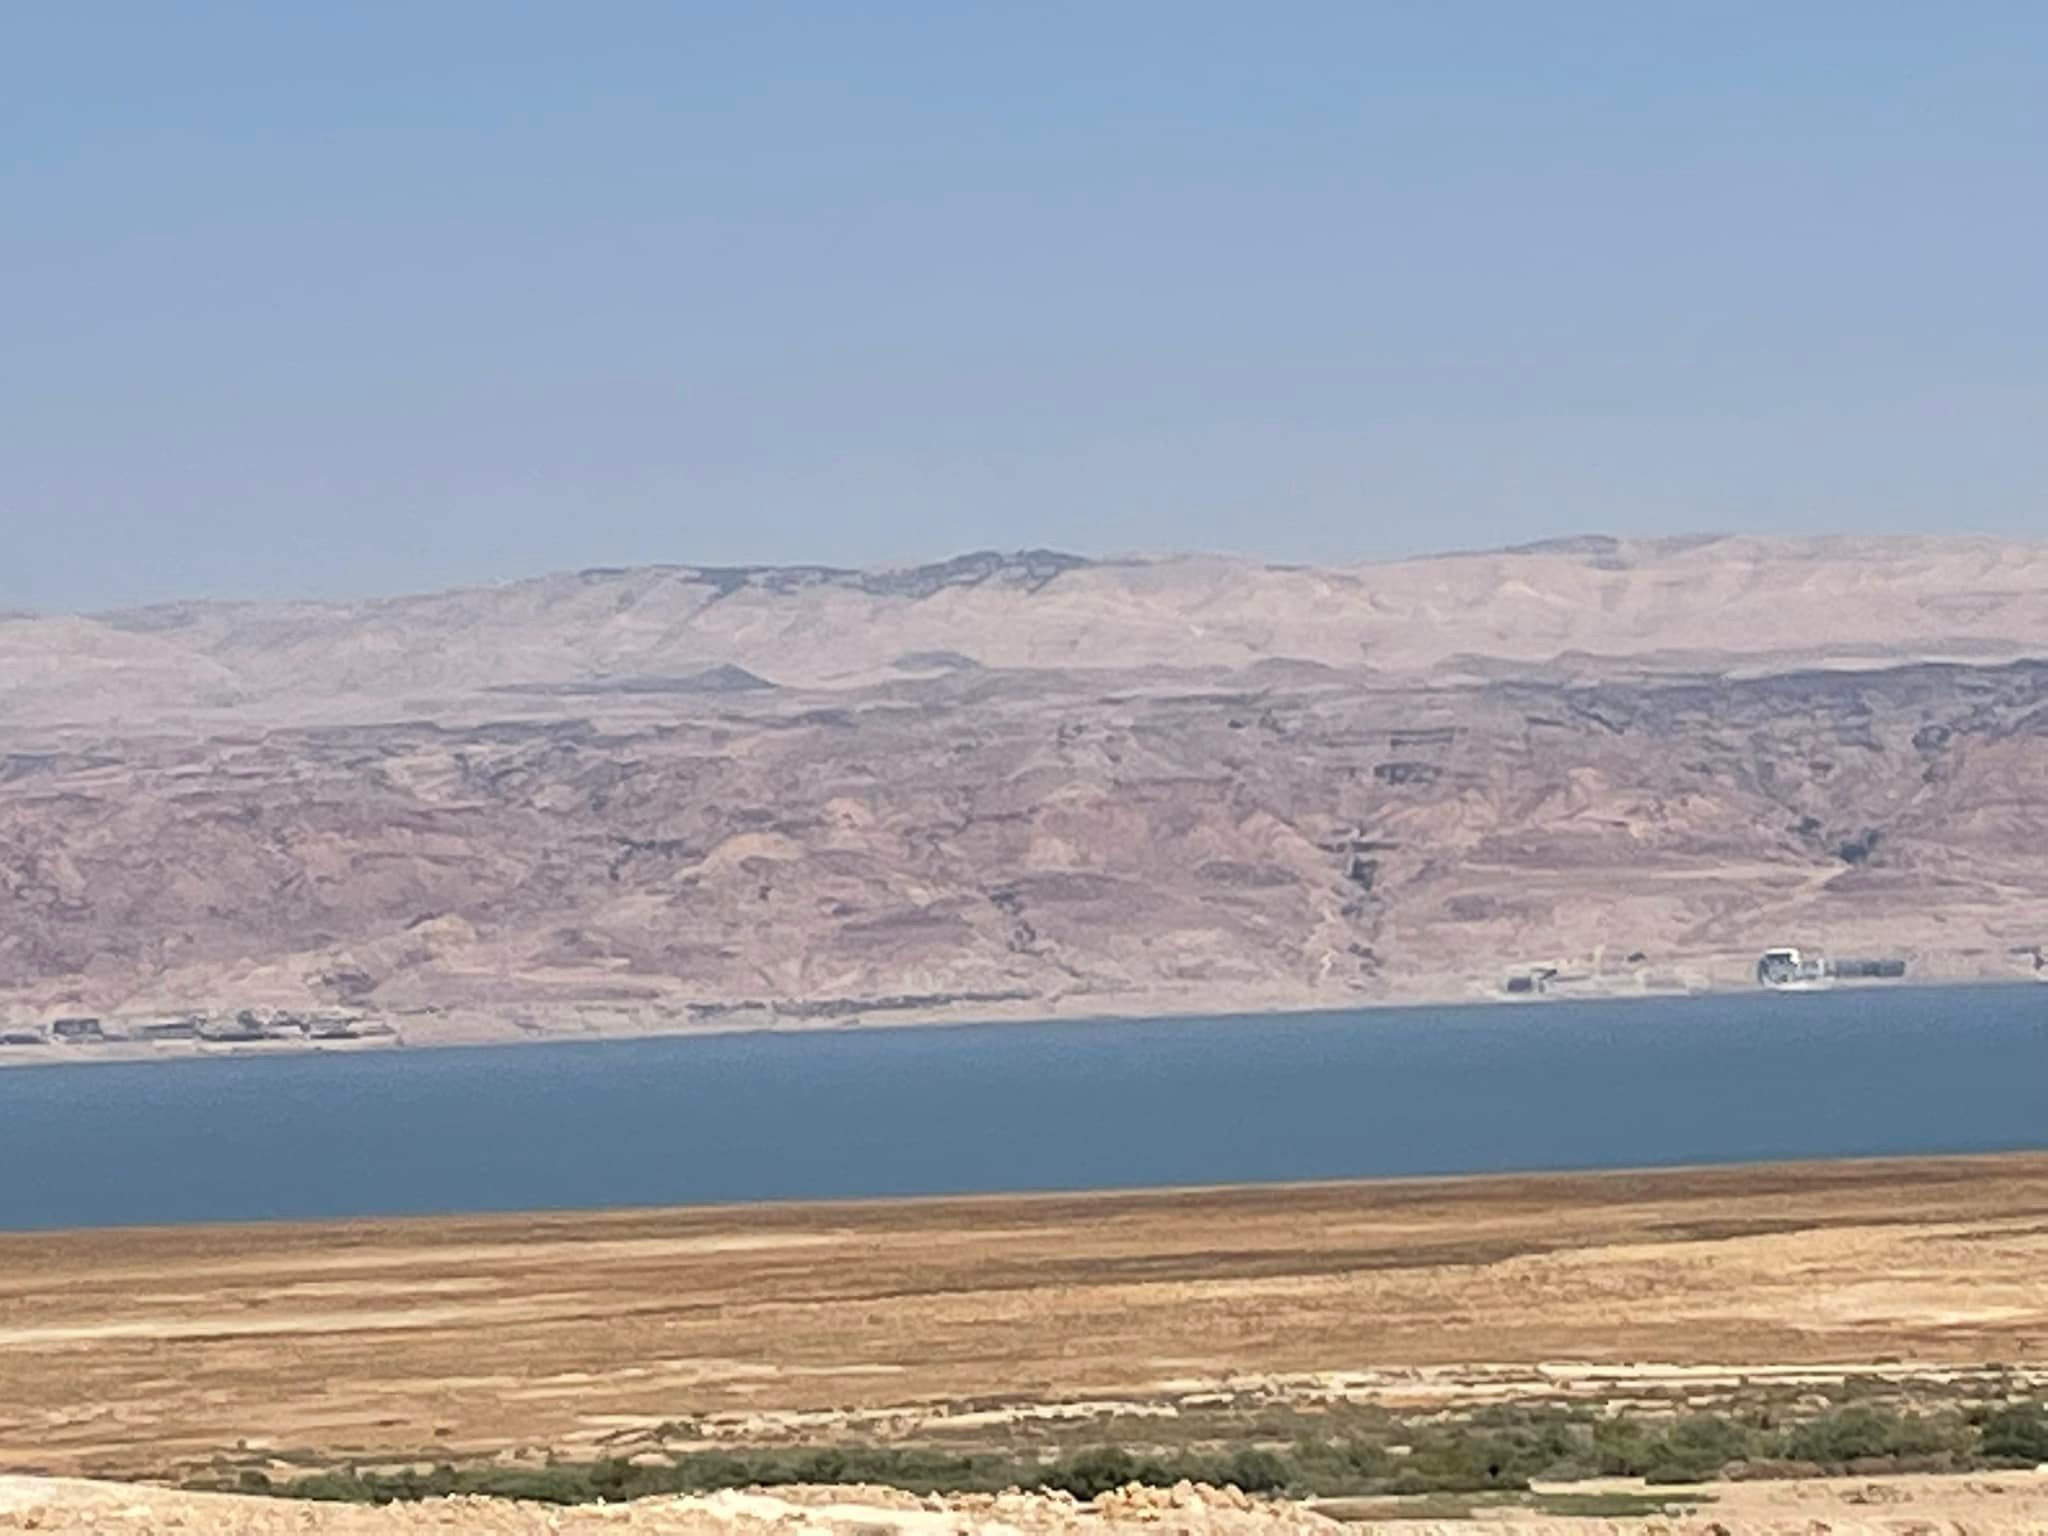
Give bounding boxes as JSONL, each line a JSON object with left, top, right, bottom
{"left": 0, "top": 1009, "right": 389, "bottom": 1049}
{"left": 1756, "top": 947, "right": 1909, "bottom": 990}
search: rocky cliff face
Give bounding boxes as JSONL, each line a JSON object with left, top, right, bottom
{"left": 2, "top": 537, "right": 2045, "bottom": 1040}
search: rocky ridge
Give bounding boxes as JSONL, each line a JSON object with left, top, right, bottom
{"left": 3, "top": 536, "right": 2046, "bottom": 1051}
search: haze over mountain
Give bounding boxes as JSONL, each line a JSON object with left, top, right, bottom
{"left": 9, "top": 534, "right": 2048, "bottom": 729}
{"left": 3, "top": 533, "right": 2045, "bottom": 1053}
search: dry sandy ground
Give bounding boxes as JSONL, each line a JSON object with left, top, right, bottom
{"left": 3, "top": 1155, "right": 2045, "bottom": 1479}
{"left": 7, "top": 1474, "right": 2048, "bottom": 1535}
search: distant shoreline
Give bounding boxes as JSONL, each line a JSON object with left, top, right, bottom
{"left": 0, "top": 967, "right": 2031, "bottom": 1074}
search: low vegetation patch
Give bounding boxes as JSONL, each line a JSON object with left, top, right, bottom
{"left": 1529, "top": 1491, "right": 1711, "bottom": 1518}
{"left": 1979, "top": 1402, "right": 2048, "bottom": 1467}
{"left": 197, "top": 1399, "right": 2048, "bottom": 1508}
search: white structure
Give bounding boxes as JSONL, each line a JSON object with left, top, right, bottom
{"left": 1756, "top": 947, "right": 1831, "bottom": 990}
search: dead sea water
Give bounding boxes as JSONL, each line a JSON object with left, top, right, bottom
{"left": 0, "top": 985, "right": 2043, "bottom": 1229}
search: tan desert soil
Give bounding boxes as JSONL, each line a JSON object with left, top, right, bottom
{"left": 4, "top": 1154, "right": 2044, "bottom": 1480}
{"left": 5, "top": 535, "right": 2048, "bottom": 1051}
{"left": 8, "top": 1473, "right": 2048, "bottom": 1535}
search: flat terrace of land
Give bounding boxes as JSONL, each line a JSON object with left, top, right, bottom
{"left": 2, "top": 1154, "right": 2045, "bottom": 1479}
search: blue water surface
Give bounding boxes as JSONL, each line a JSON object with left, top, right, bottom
{"left": 1, "top": 985, "right": 2042, "bottom": 1230}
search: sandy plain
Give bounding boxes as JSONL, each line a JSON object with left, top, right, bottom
{"left": 3, "top": 1154, "right": 2045, "bottom": 1483}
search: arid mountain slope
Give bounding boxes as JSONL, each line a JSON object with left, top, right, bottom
{"left": 2, "top": 537, "right": 2045, "bottom": 1047}
{"left": 7, "top": 535, "right": 2048, "bottom": 731}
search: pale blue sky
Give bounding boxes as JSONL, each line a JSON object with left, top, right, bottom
{"left": 3, "top": 2, "right": 2043, "bottom": 610}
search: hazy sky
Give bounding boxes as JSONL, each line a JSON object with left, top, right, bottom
{"left": 3, "top": 3, "right": 2043, "bottom": 610}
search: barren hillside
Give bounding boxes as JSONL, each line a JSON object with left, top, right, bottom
{"left": 2, "top": 535, "right": 2045, "bottom": 1051}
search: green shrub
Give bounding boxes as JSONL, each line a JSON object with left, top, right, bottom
{"left": 1590, "top": 1416, "right": 1657, "bottom": 1477}
{"left": 1285, "top": 1435, "right": 1391, "bottom": 1494}
{"left": 1981, "top": 1403, "right": 2048, "bottom": 1467}
{"left": 1039, "top": 1448, "right": 1138, "bottom": 1500}
{"left": 1394, "top": 1429, "right": 1535, "bottom": 1493}
{"left": 1223, "top": 1447, "right": 1288, "bottom": 1494}
{"left": 1782, "top": 1406, "right": 1964, "bottom": 1468}
{"left": 463, "top": 1468, "right": 606, "bottom": 1504}
{"left": 1641, "top": 1415, "right": 1752, "bottom": 1485}
{"left": 281, "top": 1471, "right": 382, "bottom": 1504}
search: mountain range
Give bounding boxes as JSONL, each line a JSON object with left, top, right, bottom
{"left": 3, "top": 534, "right": 2045, "bottom": 1052}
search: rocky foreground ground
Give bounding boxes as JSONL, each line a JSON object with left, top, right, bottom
{"left": 7, "top": 1475, "right": 2048, "bottom": 1536}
